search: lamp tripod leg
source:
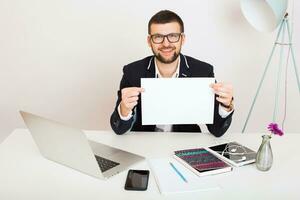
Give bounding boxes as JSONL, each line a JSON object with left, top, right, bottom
{"left": 273, "top": 19, "right": 287, "bottom": 122}
{"left": 242, "top": 20, "right": 285, "bottom": 133}
{"left": 286, "top": 19, "right": 300, "bottom": 93}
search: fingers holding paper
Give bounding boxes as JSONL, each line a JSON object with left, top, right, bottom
{"left": 210, "top": 83, "right": 234, "bottom": 110}
{"left": 120, "top": 87, "right": 144, "bottom": 117}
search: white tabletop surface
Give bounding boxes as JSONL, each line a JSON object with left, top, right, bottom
{"left": 0, "top": 129, "right": 299, "bottom": 200}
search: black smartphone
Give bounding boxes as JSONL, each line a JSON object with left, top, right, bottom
{"left": 124, "top": 169, "right": 150, "bottom": 191}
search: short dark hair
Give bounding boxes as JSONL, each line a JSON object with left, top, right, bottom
{"left": 148, "top": 10, "right": 184, "bottom": 34}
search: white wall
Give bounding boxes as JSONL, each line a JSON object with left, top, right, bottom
{"left": 1, "top": 0, "right": 299, "bottom": 143}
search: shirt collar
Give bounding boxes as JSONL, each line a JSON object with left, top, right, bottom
{"left": 154, "top": 57, "right": 180, "bottom": 78}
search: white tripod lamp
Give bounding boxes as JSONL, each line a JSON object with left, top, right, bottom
{"left": 240, "top": 0, "right": 300, "bottom": 132}
{"left": 241, "top": 0, "right": 288, "bottom": 32}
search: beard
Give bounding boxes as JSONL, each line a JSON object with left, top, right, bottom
{"left": 152, "top": 46, "right": 181, "bottom": 64}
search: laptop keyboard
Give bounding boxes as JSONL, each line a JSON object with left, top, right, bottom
{"left": 94, "top": 155, "right": 120, "bottom": 173}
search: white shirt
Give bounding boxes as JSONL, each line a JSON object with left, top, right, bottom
{"left": 118, "top": 57, "right": 233, "bottom": 132}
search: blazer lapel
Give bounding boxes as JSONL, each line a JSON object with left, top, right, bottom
{"left": 178, "top": 54, "right": 191, "bottom": 78}
{"left": 145, "top": 56, "right": 156, "bottom": 78}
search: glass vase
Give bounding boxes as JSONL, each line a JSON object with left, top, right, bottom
{"left": 256, "top": 135, "right": 273, "bottom": 171}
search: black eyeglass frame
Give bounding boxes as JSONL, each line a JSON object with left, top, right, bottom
{"left": 149, "top": 33, "right": 183, "bottom": 44}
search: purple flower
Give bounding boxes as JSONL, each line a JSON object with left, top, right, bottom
{"left": 267, "top": 123, "right": 284, "bottom": 136}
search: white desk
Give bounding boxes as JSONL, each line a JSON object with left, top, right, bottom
{"left": 0, "top": 129, "right": 299, "bottom": 200}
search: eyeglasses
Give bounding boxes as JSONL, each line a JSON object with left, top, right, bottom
{"left": 150, "top": 33, "right": 182, "bottom": 44}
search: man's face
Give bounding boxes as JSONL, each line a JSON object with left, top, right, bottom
{"left": 148, "top": 22, "right": 185, "bottom": 64}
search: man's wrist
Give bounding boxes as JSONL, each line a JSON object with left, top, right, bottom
{"left": 118, "top": 103, "right": 133, "bottom": 120}
{"left": 220, "top": 97, "right": 234, "bottom": 111}
{"left": 120, "top": 103, "right": 130, "bottom": 117}
{"left": 218, "top": 104, "right": 233, "bottom": 118}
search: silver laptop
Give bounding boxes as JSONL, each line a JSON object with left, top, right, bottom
{"left": 20, "top": 111, "right": 144, "bottom": 179}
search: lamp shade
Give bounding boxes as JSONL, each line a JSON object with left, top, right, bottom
{"left": 241, "top": 0, "right": 288, "bottom": 32}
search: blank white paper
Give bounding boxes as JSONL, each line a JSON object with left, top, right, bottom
{"left": 141, "top": 78, "right": 215, "bottom": 125}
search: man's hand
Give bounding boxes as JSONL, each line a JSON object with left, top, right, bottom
{"left": 120, "top": 87, "right": 144, "bottom": 117}
{"left": 210, "top": 83, "right": 234, "bottom": 111}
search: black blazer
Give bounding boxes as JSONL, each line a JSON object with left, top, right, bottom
{"left": 110, "top": 54, "right": 233, "bottom": 137}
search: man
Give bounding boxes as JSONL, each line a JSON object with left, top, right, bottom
{"left": 110, "top": 10, "right": 234, "bottom": 137}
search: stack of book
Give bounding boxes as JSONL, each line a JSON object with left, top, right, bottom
{"left": 173, "top": 142, "right": 257, "bottom": 177}
{"left": 174, "top": 148, "right": 232, "bottom": 177}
